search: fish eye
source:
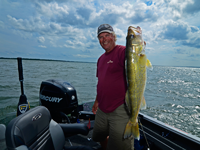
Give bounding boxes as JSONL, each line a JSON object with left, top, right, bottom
{"left": 130, "top": 34, "right": 134, "bottom": 38}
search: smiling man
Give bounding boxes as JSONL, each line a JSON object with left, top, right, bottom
{"left": 98, "top": 27, "right": 116, "bottom": 53}
{"left": 92, "top": 24, "right": 134, "bottom": 150}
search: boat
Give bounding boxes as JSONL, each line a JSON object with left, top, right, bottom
{"left": 0, "top": 58, "right": 200, "bottom": 150}
{"left": 137, "top": 112, "right": 200, "bottom": 150}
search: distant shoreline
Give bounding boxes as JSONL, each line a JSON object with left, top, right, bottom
{"left": 0, "top": 57, "right": 96, "bottom": 64}
{"left": 0, "top": 57, "right": 199, "bottom": 68}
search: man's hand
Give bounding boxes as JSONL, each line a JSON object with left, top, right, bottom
{"left": 92, "top": 98, "right": 98, "bottom": 114}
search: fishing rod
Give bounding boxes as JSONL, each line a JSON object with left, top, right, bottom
{"left": 17, "top": 57, "right": 30, "bottom": 116}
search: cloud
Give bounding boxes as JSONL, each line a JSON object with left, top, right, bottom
{"left": 34, "top": 1, "right": 70, "bottom": 19}
{"left": 7, "top": 14, "right": 83, "bottom": 37}
{"left": 37, "top": 36, "right": 45, "bottom": 43}
{"left": 89, "top": 2, "right": 160, "bottom": 27}
{"left": 159, "top": 20, "right": 190, "bottom": 40}
{"left": 38, "top": 45, "right": 47, "bottom": 48}
{"left": 182, "top": 37, "right": 200, "bottom": 48}
{"left": 32, "top": 0, "right": 160, "bottom": 30}
{"left": 164, "top": 0, "right": 200, "bottom": 20}
{"left": 33, "top": 0, "right": 95, "bottom": 28}
{"left": 190, "top": 26, "right": 199, "bottom": 33}
{"left": 189, "top": 54, "right": 200, "bottom": 58}
{"left": 76, "top": 7, "right": 93, "bottom": 21}
{"left": 1, "top": 0, "right": 200, "bottom": 65}
{"left": 182, "top": 0, "right": 200, "bottom": 15}
{"left": 5, "top": 0, "right": 160, "bottom": 42}
{"left": 175, "top": 48, "right": 186, "bottom": 54}
{"left": 36, "top": 0, "right": 93, "bottom": 5}
{"left": 0, "top": 21, "right": 5, "bottom": 28}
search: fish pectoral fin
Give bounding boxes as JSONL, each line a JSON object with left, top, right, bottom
{"left": 140, "top": 96, "right": 146, "bottom": 110}
{"left": 146, "top": 59, "right": 153, "bottom": 70}
{"left": 125, "top": 91, "right": 131, "bottom": 113}
{"left": 124, "top": 120, "right": 140, "bottom": 140}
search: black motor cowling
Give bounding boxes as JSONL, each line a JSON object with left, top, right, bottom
{"left": 39, "top": 79, "right": 78, "bottom": 123}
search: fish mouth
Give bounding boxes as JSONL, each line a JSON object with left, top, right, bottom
{"left": 128, "top": 26, "right": 142, "bottom": 37}
{"left": 127, "top": 26, "right": 144, "bottom": 54}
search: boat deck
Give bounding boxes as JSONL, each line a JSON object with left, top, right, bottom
{"left": 65, "top": 130, "right": 102, "bottom": 149}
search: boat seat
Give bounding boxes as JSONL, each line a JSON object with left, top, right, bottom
{"left": 5, "top": 106, "right": 94, "bottom": 150}
{"left": 0, "top": 124, "right": 6, "bottom": 150}
{"left": 0, "top": 124, "right": 6, "bottom": 141}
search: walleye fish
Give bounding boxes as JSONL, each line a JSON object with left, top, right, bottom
{"left": 124, "top": 26, "right": 152, "bottom": 140}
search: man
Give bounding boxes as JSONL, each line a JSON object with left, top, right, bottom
{"left": 92, "top": 24, "right": 134, "bottom": 150}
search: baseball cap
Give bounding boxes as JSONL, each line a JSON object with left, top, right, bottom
{"left": 97, "top": 24, "right": 114, "bottom": 36}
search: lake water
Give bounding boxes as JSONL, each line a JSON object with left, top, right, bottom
{"left": 0, "top": 58, "right": 200, "bottom": 138}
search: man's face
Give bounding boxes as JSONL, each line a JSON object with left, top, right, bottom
{"left": 98, "top": 32, "right": 116, "bottom": 53}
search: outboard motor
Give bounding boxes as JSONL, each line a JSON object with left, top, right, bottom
{"left": 39, "top": 79, "right": 78, "bottom": 123}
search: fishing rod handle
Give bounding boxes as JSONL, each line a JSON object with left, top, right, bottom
{"left": 17, "top": 57, "right": 24, "bottom": 81}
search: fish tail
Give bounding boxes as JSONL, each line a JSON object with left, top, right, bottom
{"left": 124, "top": 120, "right": 140, "bottom": 140}
{"left": 132, "top": 122, "right": 140, "bottom": 140}
{"left": 124, "top": 120, "right": 132, "bottom": 139}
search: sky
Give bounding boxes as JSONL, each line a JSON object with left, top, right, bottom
{"left": 0, "top": 0, "right": 200, "bottom": 67}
